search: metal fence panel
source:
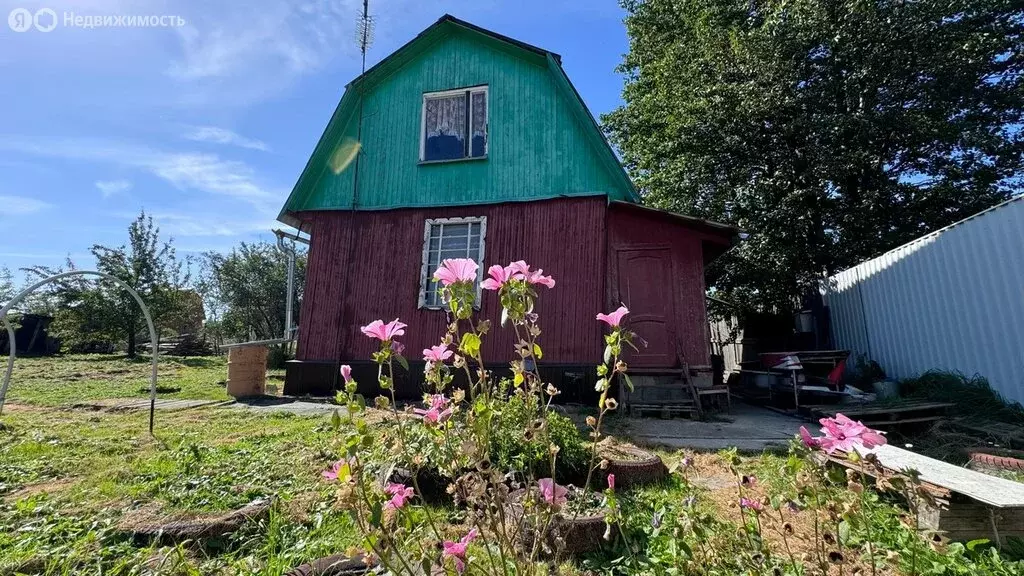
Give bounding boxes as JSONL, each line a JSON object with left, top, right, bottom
{"left": 824, "top": 196, "right": 1024, "bottom": 406}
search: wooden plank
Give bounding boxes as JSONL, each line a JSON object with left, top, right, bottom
{"left": 861, "top": 416, "right": 944, "bottom": 427}
{"left": 858, "top": 444, "right": 1024, "bottom": 509}
{"left": 814, "top": 401, "right": 954, "bottom": 417}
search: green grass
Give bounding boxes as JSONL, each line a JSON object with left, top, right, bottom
{"left": 0, "top": 403, "right": 360, "bottom": 574}
{"left": 4, "top": 354, "right": 232, "bottom": 406}
{"left": 2, "top": 356, "right": 1022, "bottom": 575}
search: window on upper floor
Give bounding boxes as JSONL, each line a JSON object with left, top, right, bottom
{"left": 420, "top": 86, "right": 488, "bottom": 163}
{"left": 419, "top": 216, "right": 487, "bottom": 308}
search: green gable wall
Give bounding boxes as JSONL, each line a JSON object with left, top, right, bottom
{"left": 283, "top": 23, "right": 636, "bottom": 217}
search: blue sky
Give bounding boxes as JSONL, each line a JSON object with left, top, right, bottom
{"left": 0, "top": 0, "right": 630, "bottom": 280}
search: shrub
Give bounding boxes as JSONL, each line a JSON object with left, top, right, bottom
{"left": 490, "top": 391, "right": 588, "bottom": 483}
{"left": 900, "top": 370, "right": 1024, "bottom": 424}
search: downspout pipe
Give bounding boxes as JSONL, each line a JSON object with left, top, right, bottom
{"left": 273, "top": 229, "right": 309, "bottom": 341}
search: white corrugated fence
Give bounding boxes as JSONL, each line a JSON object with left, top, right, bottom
{"left": 824, "top": 195, "right": 1024, "bottom": 406}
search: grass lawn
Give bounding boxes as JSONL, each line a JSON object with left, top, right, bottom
{"left": 2, "top": 356, "right": 1023, "bottom": 575}
{"left": 4, "top": 354, "right": 233, "bottom": 406}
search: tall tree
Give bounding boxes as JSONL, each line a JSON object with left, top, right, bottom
{"left": 202, "top": 242, "right": 306, "bottom": 342}
{"left": 0, "top": 267, "right": 13, "bottom": 304}
{"left": 605, "top": 0, "right": 1024, "bottom": 315}
{"left": 91, "top": 211, "right": 187, "bottom": 357}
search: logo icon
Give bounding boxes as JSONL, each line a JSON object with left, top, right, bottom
{"left": 33, "top": 8, "right": 57, "bottom": 32}
{"left": 8, "top": 8, "right": 32, "bottom": 32}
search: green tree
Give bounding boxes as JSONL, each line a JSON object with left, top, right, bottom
{"left": 0, "top": 267, "right": 13, "bottom": 304}
{"left": 91, "top": 211, "right": 188, "bottom": 357}
{"left": 604, "top": 0, "right": 1024, "bottom": 314}
{"left": 202, "top": 242, "right": 306, "bottom": 342}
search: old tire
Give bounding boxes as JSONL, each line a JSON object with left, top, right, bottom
{"left": 284, "top": 554, "right": 374, "bottom": 576}
{"left": 506, "top": 490, "right": 614, "bottom": 557}
{"left": 966, "top": 447, "right": 1024, "bottom": 472}
{"left": 599, "top": 444, "right": 667, "bottom": 488}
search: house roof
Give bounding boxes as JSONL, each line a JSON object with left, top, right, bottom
{"left": 609, "top": 200, "right": 742, "bottom": 240}
{"left": 277, "top": 14, "right": 639, "bottom": 229}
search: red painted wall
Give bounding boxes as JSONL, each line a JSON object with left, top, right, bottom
{"left": 297, "top": 197, "right": 607, "bottom": 366}
{"left": 606, "top": 204, "right": 729, "bottom": 367}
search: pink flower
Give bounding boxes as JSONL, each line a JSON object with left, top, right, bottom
{"left": 596, "top": 305, "right": 630, "bottom": 327}
{"left": 538, "top": 478, "right": 568, "bottom": 509}
{"left": 607, "top": 474, "right": 616, "bottom": 491}
{"left": 390, "top": 340, "right": 405, "bottom": 355}
{"left": 740, "top": 497, "right": 763, "bottom": 512}
{"left": 480, "top": 263, "right": 520, "bottom": 291}
{"left": 340, "top": 364, "right": 353, "bottom": 383}
{"left": 812, "top": 413, "right": 888, "bottom": 455}
{"left": 423, "top": 343, "right": 453, "bottom": 363}
{"left": 322, "top": 459, "right": 351, "bottom": 481}
{"left": 383, "top": 483, "right": 414, "bottom": 510}
{"left": 433, "top": 258, "right": 479, "bottom": 287}
{"left": 361, "top": 318, "right": 407, "bottom": 342}
{"left": 799, "top": 426, "right": 821, "bottom": 449}
{"left": 510, "top": 261, "right": 555, "bottom": 288}
{"left": 413, "top": 396, "right": 453, "bottom": 424}
{"left": 442, "top": 529, "right": 478, "bottom": 574}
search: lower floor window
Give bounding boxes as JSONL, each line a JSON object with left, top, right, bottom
{"left": 419, "top": 216, "right": 487, "bottom": 308}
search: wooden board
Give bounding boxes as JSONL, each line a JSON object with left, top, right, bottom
{"left": 858, "top": 444, "right": 1024, "bottom": 509}
{"left": 811, "top": 401, "right": 954, "bottom": 418}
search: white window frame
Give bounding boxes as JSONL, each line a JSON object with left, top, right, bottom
{"left": 419, "top": 85, "right": 489, "bottom": 162}
{"left": 418, "top": 216, "right": 488, "bottom": 309}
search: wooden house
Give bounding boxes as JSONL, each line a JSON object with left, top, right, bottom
{"left": 278, "top": 15, "right": 739, "bottom": 400}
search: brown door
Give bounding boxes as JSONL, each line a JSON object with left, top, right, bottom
{"left": 613, "top": 247, "right": 677, "bottom": 367}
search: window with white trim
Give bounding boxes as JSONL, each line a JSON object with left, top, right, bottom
{"left": 420, "top": 86, "right": 488, "bottom": 162}
{"left": 419, "top": 217, "right": 487, "bottom": 308}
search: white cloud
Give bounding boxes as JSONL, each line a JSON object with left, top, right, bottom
{"left": 147, "top": 212, "right": 281, "bottom": 237}
{"left": 95, "top": 179, "right": 133, "bottom": 198}
{"left": 167, "top": 0, "right": 355, "bottom": 81}
{"left": 0, "top": 195, "right": 51, "bottom": 216}
{"left": 0, "top": 137, "right": 281, "bottom": 212}
{"left": 183, "top": 126, "right": 269, "bottom": 152}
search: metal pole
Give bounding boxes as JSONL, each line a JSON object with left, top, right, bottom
{"left": 1, "top": 271, "right": 159, "bottom": 434}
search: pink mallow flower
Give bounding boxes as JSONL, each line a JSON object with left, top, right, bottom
{"left": 607, "top": 474, "right": 616, "bottom": 491}
{"left": 383, "top": 483, "right": 414, "bottom": 510}
{"left": 361, "top": 318, "right": 407, "bottom": 342}
{"left": 740, "top": 497, "right": 763, "bottom": 512}
{"left": 480, "top": 263, "right": 520, "bottom": 291}
{"left": 596, "top": 305, "right": 630, "bottom": 327}
{"left": 322, "top": 458, "right": 352, "bottom": 481}
{"left": 340, "top": 364, "right": 353, "bottom": 383}
{"left": 800, "top": 413, "right": 887, "bottom": 455}
{"left": 538, "top": 478, "right": 568, "bottom": 509}
{"left": 414, "top": 395, "right": 453, "bottom": 424}
{"left": 423, "top": 343, "right": 453, "bottom": 363}
{"left": 510, "top": 261, "right": 555, "bottom": 288}
{"left": 433, "top": 258, "right": 479, "bottom": 287}
{"left": 442, "top": 528, "right": 478, "bottom": 574}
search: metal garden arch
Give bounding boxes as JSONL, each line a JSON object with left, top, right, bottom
{"left": 1, "top": 271, "right": 159, "bottom": 434}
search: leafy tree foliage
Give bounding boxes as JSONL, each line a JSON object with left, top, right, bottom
{"left": 604, "top": 0, "right": 1024, "bottom": 314}
{"left": 200, "top": 242, "right": 306, "bottom": 343}
{"left": 90, "top": 211, "right": 190, "bottom": 357}
{"left": 0, "top": 267, "right": 13, "bottom": 304}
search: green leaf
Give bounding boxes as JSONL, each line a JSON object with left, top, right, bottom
{"left": 533, "top": 343, "right": 543, "bottom": 359}
{"left": 838, "top": 520, "right": 850, "bottom": 545}
{"left": 394, "top": 353, "right": 409, "bottom": 372}
{"left": 330, "top": 409, "right": 341, "bottom": 431}
{"left": 966, "top": 538, "right": 990, "bottom": 552}
{"left": 622, "top": 373, "right": 634, "bottom": 392}
{"left": 603, "top": 345, "right": 613, "bottom": 364}
{"left": 460, "top": 332, "right": 482, "bottom": 356}
{"left": 514, "top": 372, "right": 524, "bottom": 387}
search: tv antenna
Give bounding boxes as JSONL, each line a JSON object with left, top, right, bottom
{"left": 355, "top": 0, "right": 375, "bottom": 74}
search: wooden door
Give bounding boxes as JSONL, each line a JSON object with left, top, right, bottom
{"left": 613, "top": 247, "right": 677, "bottom": 367}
